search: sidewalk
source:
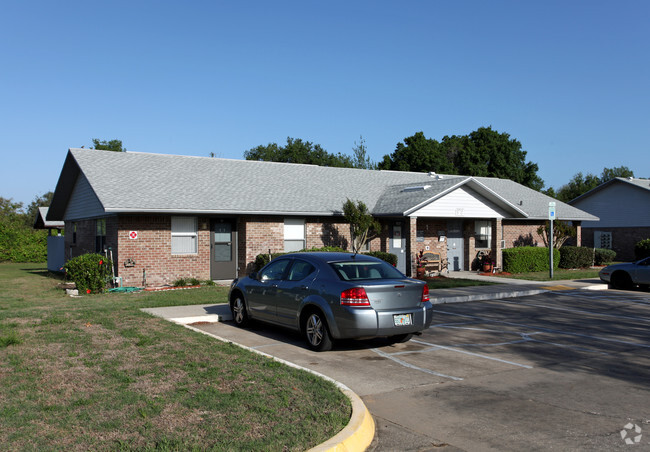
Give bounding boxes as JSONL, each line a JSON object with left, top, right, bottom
{"left": 431, "top": 271, "right": 608, "bottom": 304}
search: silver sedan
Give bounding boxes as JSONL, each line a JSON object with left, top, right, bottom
{"left": 228, "top": 252, "right": 433, "bottom": 351}
{"left": 599, "top": 257, "right": 650, "bottom": 290}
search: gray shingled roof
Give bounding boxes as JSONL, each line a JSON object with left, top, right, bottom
{"left": 48, "top": 148, "right": 597, "bottom": 221}
{"left": 373, "top": 177, "right": 467, "bottom": 215}
{"left": 34, "top": 207, "right": 64, "bottom": 229}
{"left": 570, "top": 177, "right": 650, "bottom": 204}
{"left": 473, "top": 177, "right": 596, "bottom": 220}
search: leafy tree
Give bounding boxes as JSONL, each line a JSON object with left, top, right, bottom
{"left": 553, "top": 166, "right": 635, "bottom": 202}
{"left": 537, "top": 220, "right": 576, "bottom": 248}
{"left": 25, "top": 191, "right": 54, "bottom": 227}
{"left": 91, "top": 139, "right": 126, "bottom": 152}
{"left": 378, "top": 127, "right": 544, "bottom": 190}
{"left": 0, "top": 197, "right": 46, "bottom": 262}
{"left": 542, "top": 186, "right": 557, "bottom": 198}
{"left": 245, "top": 137, "right": 354, "bottom": 167}
{"left": 378, "top": 132, "right": 455, "bottom": 174}
{"left": 600, "top": 166, "right": 634, "bottom": 183}
{"left": 342, "top": 199, "right": 381, "bottom": 253}
{"left": 555, "top": 172, "right": 601, "bottom": 203}
{"left": 351, "top": 135, "right": 376, "bottom": 170}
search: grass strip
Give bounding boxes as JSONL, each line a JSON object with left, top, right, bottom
{"left": 493, "top": 268, "right": 601, "bottom": 281}
{"left": 0, "top": 263, "right": 350, "bottom": 451}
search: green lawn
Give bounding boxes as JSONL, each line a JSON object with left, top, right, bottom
{"left": 494, "top": 267, "right": 601, "bottom": 281}
{"left": 0, "top": 263, "right": 350, "bottom": 451}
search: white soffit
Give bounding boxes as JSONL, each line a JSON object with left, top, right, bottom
{"left": 409, "top": 185, "right": 509, "bottom": 218}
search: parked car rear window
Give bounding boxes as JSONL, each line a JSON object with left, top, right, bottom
{"left": 330, "top": 261, "right": 404, "bottom": 281}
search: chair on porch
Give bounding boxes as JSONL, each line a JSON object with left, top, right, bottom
{"left": 422, "top": 252, "right": 448, "bottom": 275}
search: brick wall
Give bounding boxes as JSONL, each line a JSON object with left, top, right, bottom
{"left": 502, "top": 220, "right": 546, "bottom": 248}
{"left": 238, "top": 216, "right": 284, "bottom": 274}
{"left": 66, "top": 214, "right": 556, "bottom": 284}
{"left": 116, "top": 215, "right": 211, "bottom": 287}
{"left": 64, "top": 217, "right": 118, "bottom": 261}
{"left": 582, "top": 227, "right": 650, "bottom": 261}
{"left": 237, "top": 217, "right": 390, "bottom": 275}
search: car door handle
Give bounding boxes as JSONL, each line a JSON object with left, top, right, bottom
{"left": 300, "top": 286, "right": 309, "bottom": 290}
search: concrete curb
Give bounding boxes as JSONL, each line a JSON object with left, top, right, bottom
{"left": 433, "top": 289, "right": 549, "bottom": 304}
{"left": 164, "top": 319, "right": 375, "bottom": 452}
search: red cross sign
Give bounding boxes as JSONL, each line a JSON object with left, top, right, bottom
{"left": 129, "top": 231, "right": 138, "bottom": 240}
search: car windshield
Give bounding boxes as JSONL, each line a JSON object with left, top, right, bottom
{"left": 329, "top": 261, "right": 405, "bottom": 281}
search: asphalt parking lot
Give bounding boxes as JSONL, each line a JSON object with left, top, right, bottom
{"left": 148, "top": 288, "right": 650, "bottom": 451}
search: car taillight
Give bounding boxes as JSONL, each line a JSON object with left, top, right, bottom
{"left": 422, "top": 285, "right": 430, "bottom": 303}
{"left": 341, "top": 287, "right": 371, "bottom": 307}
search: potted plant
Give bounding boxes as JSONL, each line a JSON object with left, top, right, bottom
{"left": 416, "top": 250, "right": 426, "bottom": 279}
{"left": 481, "top": 253, "right": 493, "bottom": 273}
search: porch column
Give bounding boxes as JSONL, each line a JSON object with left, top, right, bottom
{"left": 409, "top": 216, "right": 417, "bottom": 277}
{"left": 574, "top": 221, "right": 582, "bottom": 247}
{"left": 495, "top": 218, "right": 503, "bottom": 269}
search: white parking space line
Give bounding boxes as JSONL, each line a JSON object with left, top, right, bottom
{"left": 411, "top": 338, "right": 533, "bottom": 368}
{"left": 370, "top": 348, "right": 463, "bottom": 380}
{"left": 519, "top": 334, "right": 610, "bottom": 354}
{"left": 496, "top": 299, "right": 650, "bottom": 323}
{"left": 434, "top": 309, "right": 650, "bottom": 349}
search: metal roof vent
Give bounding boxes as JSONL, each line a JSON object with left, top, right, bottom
{"left": 402, "top": 185, "right": 432, "bottom": 193}
{"left": 428, "top": 171, "right": 443, "bottom": 180}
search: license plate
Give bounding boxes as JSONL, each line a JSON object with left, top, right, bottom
{"left": 393, "top": 314, "right": 412, "bottom": 326}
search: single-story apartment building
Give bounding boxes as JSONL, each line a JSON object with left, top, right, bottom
{"left": 47, "top": 149, "right": 597, "bottom": 287}
{"left": 569, "top": 177, "right": 650, "bottom": 261}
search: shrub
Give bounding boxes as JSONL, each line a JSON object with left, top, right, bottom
{"left": 502, "top": 247, "right": 559, "bottom": 273}
{"left": 254, "top": 252, "right": 289, "bottom": 271}
{"left": 173, "top": 277, "right": 204, "bottom": 287}
{"left": 64, "top": 253, "right": 113, "bottom": 294}
{"left": 594, "top": 248, "right": 616, "bottom": 265}
{"left": 365, "top": 251, "right": 398, "bottom": 266}
{"left": 559, "top": 246, "right": 594, "bottom": 269}
{"left": 635, "top": 238, "right": 650, "bottom": 260}
{"left": 172, "top": 278, "right": 187, "bottom": 287}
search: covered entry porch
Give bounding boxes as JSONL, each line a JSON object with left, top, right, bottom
{"left": 405, "top": 216, "right": 503, "bottom": 277}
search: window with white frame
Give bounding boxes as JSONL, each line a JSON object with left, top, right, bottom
{"left": 171, "top": 216, "right": 198, "bottom": 254}
{"left": 284, "top": 218, "right": 305, "bottom": 252}
{"left": 475, "top": 220, "right": 492, "bottom": 249}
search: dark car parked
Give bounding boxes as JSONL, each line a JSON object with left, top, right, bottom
{"left": 228, "top": 252, "right": 433, "bottom": 351}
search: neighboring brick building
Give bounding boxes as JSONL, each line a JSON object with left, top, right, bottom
{"left": 570, "top": 177, "right": 650, "bottom": 261}
{"left": 48, "top": 149, "right": 597, "bottom": 287}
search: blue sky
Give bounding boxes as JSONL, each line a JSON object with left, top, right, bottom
{"left": 2, "top": 0, "right": 648, "bottom": 206}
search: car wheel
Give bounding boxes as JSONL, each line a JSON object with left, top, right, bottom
{"left": 388, "top": 333, "right": 414, "bottom": 344}
{"left": 303, "top": 310, "right": 333, "bottom": 352}
{"left": 612, "top": 272, "right": 633, "bottom": 290}
{"left": 231, "top": 295, "right": 249, "bottom": 327}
